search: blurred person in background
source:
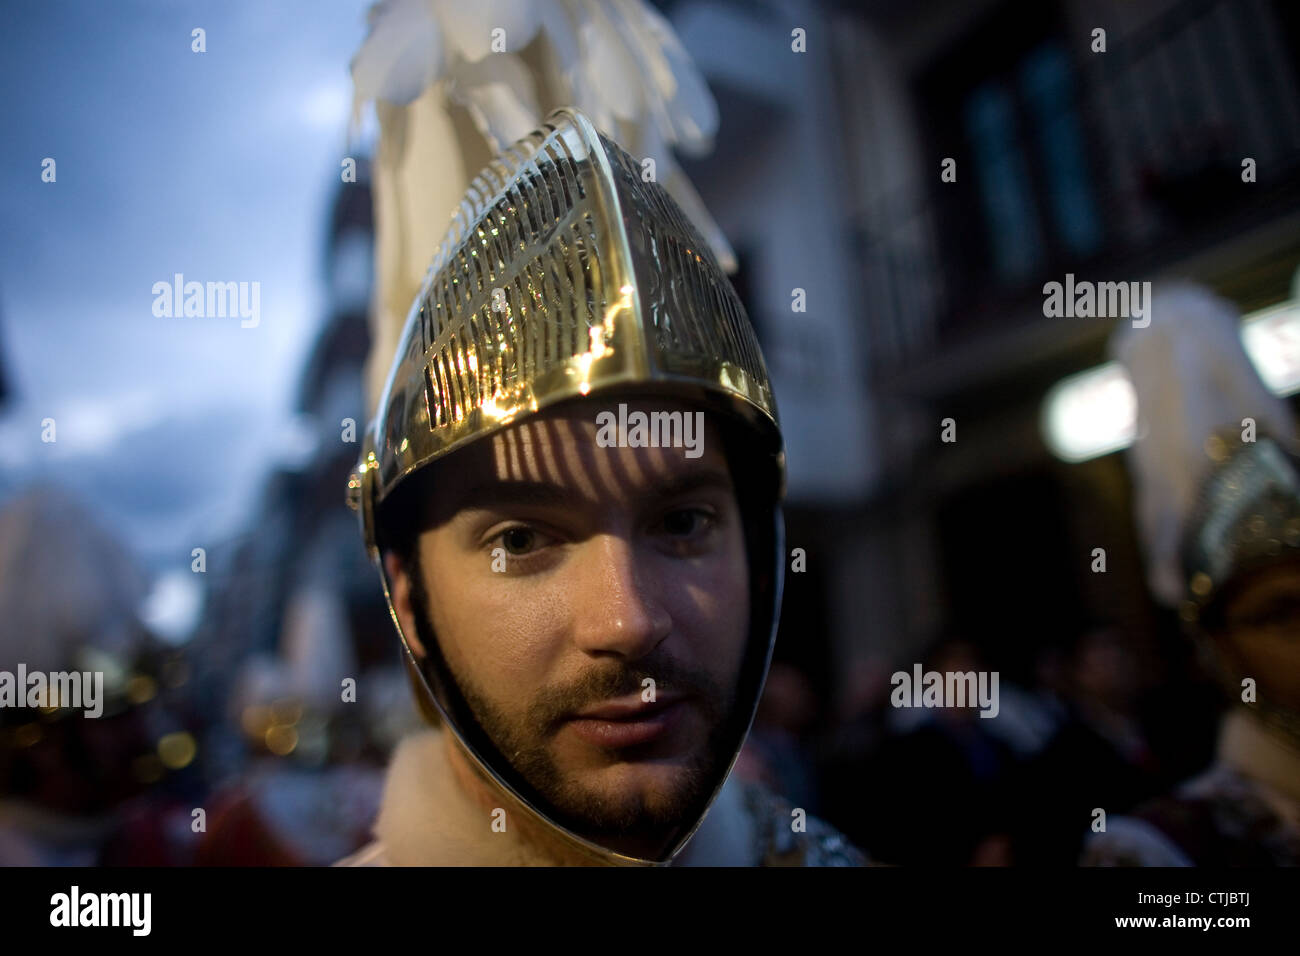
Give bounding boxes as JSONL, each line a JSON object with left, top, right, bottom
{"left": 858, "top": 637, "right": 1016, "bottom": 865}
{"left": 1008, "top": 626, "right": 1163, "bottom": 865}
{"left": 0, "top": 486, "right": 201, "bottom": 865}
{"left": 193, "top": 603, "right": 392, "bottom": 866}
{"left": 1083, "top": 283, "right": 1300, "bottom": 865}
{"left": 734, "top": 661, "right": 824, "bottom": 814}
{"left": 816, "top": 657, "right": 895, "bottom": 853}
{"left": 1083, "top": 434, "right": 1300, "bottom": 865}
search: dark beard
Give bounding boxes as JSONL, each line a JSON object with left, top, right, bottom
{"left": 407, "top": 567, "right": 744, "bottom": 849}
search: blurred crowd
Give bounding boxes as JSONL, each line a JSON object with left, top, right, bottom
{"left": 4, "top": 0, "right": 1300, "bottom": 868}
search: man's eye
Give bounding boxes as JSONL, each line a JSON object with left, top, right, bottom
{"left": 1239, "top": 597, "right": 1300, "bottom": 632}
{"left": 660, "top": 508, "right": 714, "bottom": 537}
{"left": 496, "top": 527, "right": 543, "bottom": 555}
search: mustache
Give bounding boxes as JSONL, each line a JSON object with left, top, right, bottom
{"left": 527, "top": 651, "right": 727, "bottom": 730}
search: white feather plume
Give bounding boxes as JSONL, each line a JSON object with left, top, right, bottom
{"left": 1110, "top": 283, "right": 1297, "bottom": 605}
{"left": 350, "top": 0, "right": 443, "bottom": 114}
{"left": 350, "top": 0, "right": 739, "bottom": 409}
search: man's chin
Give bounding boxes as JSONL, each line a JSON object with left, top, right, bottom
{"left": 541, "top": 753, "right": 718, "bottom": 843}
{"left": 587, "top": 756, "right": 706, "bottom": 807}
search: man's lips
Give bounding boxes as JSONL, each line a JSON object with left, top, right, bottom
{"left": 569, "top": 692, "right": 684, "bottom": 721}
{"left": 563, "top": 693, "right": 689, "bottom": 748}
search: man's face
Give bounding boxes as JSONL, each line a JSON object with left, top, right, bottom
{"left": 1216, "top": 558, "right": 1300, "bottom": 710}
{"left": 386, "top": 396, "right": 751, "bottom": 854}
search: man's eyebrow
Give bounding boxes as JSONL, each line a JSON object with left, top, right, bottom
{"left": 648, "top": 469, "right": 735, "bottom": 503}
{"left": 453, "top": 468, "right": 734, "bottom": 513}
{"left": 454, "top": 481, "right": 577, "bottom": 513}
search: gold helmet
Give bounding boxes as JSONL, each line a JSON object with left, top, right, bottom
{"left": 1180, "top": 430, "right": 1300, "bottom": 745}
{"left": 348, "top": 107, "right": 785, "bottom": 865}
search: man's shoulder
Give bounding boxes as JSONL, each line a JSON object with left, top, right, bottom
{"left": 737, "top": 779, "right": 869, "bottom": 866}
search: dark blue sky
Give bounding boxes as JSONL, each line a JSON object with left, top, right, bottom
{"left": 0, "top": 1, "right": 370, "bottom": 569}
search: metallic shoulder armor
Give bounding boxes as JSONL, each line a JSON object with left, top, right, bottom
{"left": 739, "top": 780, "right": 870, "bottom": 867}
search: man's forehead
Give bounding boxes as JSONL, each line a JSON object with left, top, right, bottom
{"left": 436, "top": 396, "right": 733, "bottom": 508}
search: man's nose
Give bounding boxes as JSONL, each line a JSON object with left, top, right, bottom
{"left": 570, "top": 534, "right": 672, "bottom": 659}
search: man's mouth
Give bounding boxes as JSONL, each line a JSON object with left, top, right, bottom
{"left": 563, "top": 693, "right": 689, "bottom": 748}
